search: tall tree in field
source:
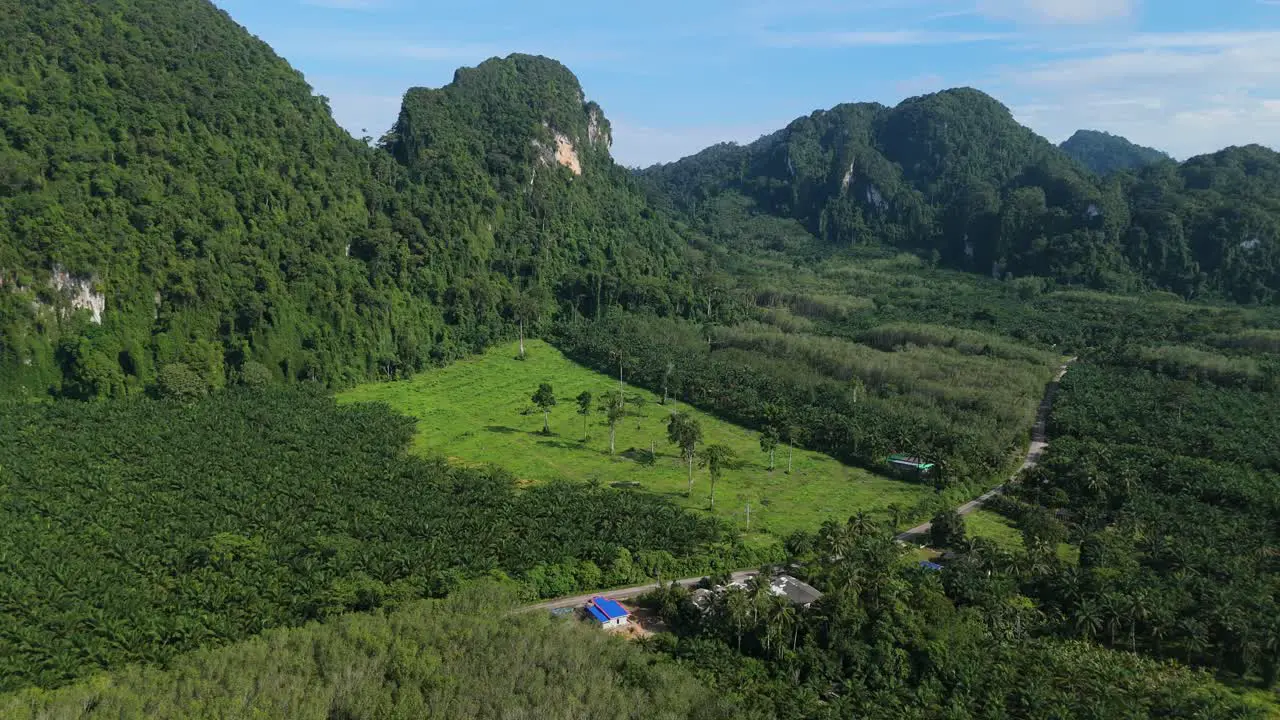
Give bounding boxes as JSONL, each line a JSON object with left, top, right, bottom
{"left": 786, "top": 424, "right": 799, "bottom": 473}
{"left": 760, "top": 427, "right": 780, "bottom": 471}
{"left": 509, "top": 289, "right": 539, "bottom": 360}
{"left": 667, "top": 412, "right": 703, "bottom": 496}
{"left": 609, "top": 346, "right": 626, "bottom": 410}
{"left": 661, "top": 361, "right": 675, "bottom": 405}
{"left": 576, "top": 391, "right": 593, "bottom": 436}
{"left": 701, "top": 444, "right": 735, "bottom": 509}
{"left": 532, "top": 383, "right": 556, "bottom": 434}
{"left": 601, "top": 394, "right": 625, "bottom": 453}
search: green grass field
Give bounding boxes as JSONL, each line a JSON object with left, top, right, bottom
{"left": 966, "top": 510, "right": 1025, "bottom": 549}
{"left": 966, "top": 510, "right": 1079, "bottom": 564}
{"left": 340, "top": 340, "right": 935, "bottom": 545}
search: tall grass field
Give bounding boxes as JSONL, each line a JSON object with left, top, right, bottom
{"left": 341, "top": 341, "right": 935, "bottom": 545}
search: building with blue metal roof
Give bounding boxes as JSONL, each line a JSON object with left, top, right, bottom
{"left": 919, "top": 560, "right": 944, "bottom": 572}
{"left": 585, "top": 596, "right": 630, "bottom": 627}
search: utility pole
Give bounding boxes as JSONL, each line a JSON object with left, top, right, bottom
{"left": 745, "top": 503, "right": 751, "bottom": 532}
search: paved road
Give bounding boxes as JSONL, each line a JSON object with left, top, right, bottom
{"left": 523, "top": 359, "right": 1073, "bottom": 614}
{"left": 519, "top": 570, "right": 759, "bottom": 613}
{"left": 895, "top": 358, "right": 1074, "bottom": 545}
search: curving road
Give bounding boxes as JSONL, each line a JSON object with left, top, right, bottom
{"left": 521, "top": 359, "right": 1074, "bottom": 613}
{"left": 895, "top": 358, "right": 1074, "bottom": 545}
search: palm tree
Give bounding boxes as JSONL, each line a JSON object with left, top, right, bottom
{"left": 667, "top": 412, "right": 703, "bottom": 496}
{"left": 724, "top": 586, "right": 751, "bottom": 651}
{"left": 601, "top": 394, "right": 624, "bottom": 453}
{"left": 509, "top": 288, "right": 542, "bottom": 359}
{"left": 609, "top": 346, "right": 626, "bottom": 409}
{"left": 767, "top": 594, "right": 797, "bottom": 658}
{"left": 1101, "top": 592, "right": 1126, "bottom": 647}
{"left": 745, "top": 574, "right": 771, "bottom": 628}
{"left": 1072, "top": 599, "right": 1103, "bottom": 640}
{"left": 760, "top": 427, "right": 779, "bottom": 471}
{"left": 1126, "top": 591, "right": 1150, "bottom": 653}
{"left": 701, "top": 444, "right": 735, "bottom": 509}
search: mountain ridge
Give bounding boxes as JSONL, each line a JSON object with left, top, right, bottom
{"left": 2, "top": 0, "right": 1278, "bottom": 402}
{"left": 0, "top": 0, "right": 693, "bottom": 400}
{"left": 640, "top": 88, "right": 1280, "bottom": 302}
{"left": 1059, "top": 129, "right": 1173, "bottom": 175}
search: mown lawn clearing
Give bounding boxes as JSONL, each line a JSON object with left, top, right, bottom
{"left": 340, "top": 341, "right": 934, "bottom": 544}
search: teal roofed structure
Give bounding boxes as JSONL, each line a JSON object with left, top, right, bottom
{"left": 887, "top": 454, "right": 935, "bottom": 479}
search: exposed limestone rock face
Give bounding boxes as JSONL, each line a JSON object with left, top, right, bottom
{"left": 587, "top": 106, "right": 611, "bottom": 148}
{"left": 841, "top": 162, "right": 854, "bottom": 192}
{"left": 553, "top": 130, "right": 582, "bottom": 175}
{"left": 533, "top": 123, "right": 583, "bottom": 176}
{"left": 4, "top": 267, "right": 106, "bottom": 324}
{"left": 51, "top": 266, "right": 106, "bottom": 324}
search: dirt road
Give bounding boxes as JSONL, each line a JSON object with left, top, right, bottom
{"left": 519, "top": 570, "right": 759, "bottom": 613}
{"left": 895, "top": 358, "right": 1074, "bottom": 545}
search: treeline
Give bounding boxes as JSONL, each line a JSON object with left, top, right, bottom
{"left": 1004, "top": 362, "right": 1280, "bottom": 684}
{"left": 693, "top": 198, "right": 1276, "bottom": 355}
{"left": 553, "top": 312, "right": 1057, "bottom": 484}
{"left": 0, "top": 388, "right": 755, "bottom": 692}
{"left": 643, "top": 89, "right": 1280, "bottom": 303}
{"left": 640, "top": 515, "right": 1267, "bottom": 718}
{"left": 1, "top": 583, "right": 737, "bottom": 719}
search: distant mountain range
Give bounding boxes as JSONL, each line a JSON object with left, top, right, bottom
{"left": 1, "top": 0, "right": 1277, "bottom": 401}
{"left": 641, "top": 90, "right": 1278, "bottom": 304}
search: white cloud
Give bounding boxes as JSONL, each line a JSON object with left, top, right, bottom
{"left": 761, "top": 29, "right": 1010, "bottom": 47}
{"left": 996, "top": 30, "right": 1280, "bottom": 157}
{"left": 977, "top": 0, "right": 1136, "bottom": 24}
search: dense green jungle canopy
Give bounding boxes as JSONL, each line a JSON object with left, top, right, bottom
{"left": 0, "top": 0, "right": 697, "bottom": 401}
{"left": 2, "top": 0, "right": 1280, "bottom": 715}
{"left": 2, "top": 584, "right": 736, "bottom": 719}
{"left": 641, "top": 91, "right": 1280, "bottom": 303}
{"left": 0, "top": 388, "right": 750, "bottom": 691}
{"left": 1059, "top": 129, "right": 1172, "bottom": 176}
{"left": 4, "top": 0, "right": 1280, "bottom": 403}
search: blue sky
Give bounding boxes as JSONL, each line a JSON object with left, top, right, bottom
{"left": 211, "top": 0, "right": 1280, "bottom": 167}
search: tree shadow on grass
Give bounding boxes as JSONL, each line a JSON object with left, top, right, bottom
{"left": 536, "top": 439, "right": 581, "bottom": 452}
{"left": 484, "top": 425, "right": 520, "bottom": 434}
{"left": 620, "top": 448, "right": 659, "bottom": 467}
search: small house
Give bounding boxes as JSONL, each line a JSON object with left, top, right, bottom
{"left": 887, "top": 454, "right": 935, "bottom": 480}
{"left": 585, "top": 596, "right": 630, "bottom": 628}
{"left": 770, "top": 574, "right": 823, "bottom": 608}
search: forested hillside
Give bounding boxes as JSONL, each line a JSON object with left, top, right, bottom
{"left": 0, "top": 0, "right": 696, "bottom": 401}
{"left": 1059, "top": 129, "right": 1172, "bottom": 176}
{"left": 641, "top": 91, "right": 1280, "bottom": 303}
